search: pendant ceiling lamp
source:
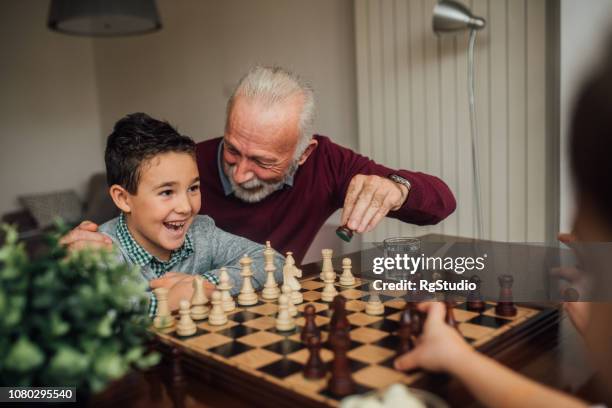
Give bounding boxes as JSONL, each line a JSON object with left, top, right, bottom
{"left": 48, "top": 0, "right": 161, "bottom": 37}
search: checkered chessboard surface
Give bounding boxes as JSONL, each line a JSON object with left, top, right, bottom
{"left": 155, "top": 275, "right": 545, "bottom": 406}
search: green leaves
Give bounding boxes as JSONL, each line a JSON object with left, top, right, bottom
{"left": 0, "top": 224, "right": 158, "bottom": 395}
{"left": 4, "top": 336, "right": 45, "bottom": 373}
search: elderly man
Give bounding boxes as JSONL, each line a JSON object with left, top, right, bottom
{"left": 62, "top": 66, "right": 455, "bottom": 263}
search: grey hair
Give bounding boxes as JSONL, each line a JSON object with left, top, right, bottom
{"left": 226, "top": 66, "right": 315, "bottom": 159}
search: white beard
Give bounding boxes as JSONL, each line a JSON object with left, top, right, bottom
{"left": 223, "top": 161, "right": 298, "bottom": 203}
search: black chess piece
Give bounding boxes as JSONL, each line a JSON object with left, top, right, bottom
{"left": 301, "top": 304, "right": 320, "bottom": 344}
{"left": 335, "top": 225, "right": 354, "bottom": 242}
{"left": 304, "top": 335, "right": 326, "bottom": 379}
{"left": 329, "top": 295, "right": 350, "bottom": 336}
{"left": 445, "top": 301, "right": 459, "bottom": 330}
{"left": 407, "top": 302, "right": 423, "bottom": 336}
{"left": 495, "top": 275, "right": 517, "bottom": 317}
{"left": 327, "top": 334, "right": 355, "bottom": 397}
{"left": 397, "top": 305, "right": 414, "bottom": 355}
{"left": 466, "top": 275, "right": 486, "bottom": 312}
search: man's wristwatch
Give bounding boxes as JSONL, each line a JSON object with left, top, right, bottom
{"left": 389, "top": 174, "right": 412, "bottom": 193}
{"left": 388, "top": 174, "right": 411, "bottom": 208}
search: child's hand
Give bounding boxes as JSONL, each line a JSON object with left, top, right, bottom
{"left": 394, "top": 302, "right": 474, "bottom": 373}
{"left": 150, "top": 272, "right": 194, "bottom": 290}
{"left": 166, "top": 279, "right": 196, "bottom": 311}
{"left": 150, "top": 272, "right": 216, "bottom": 311}
{"left": 563, "top": 302, "right": 590, "bottom": 336}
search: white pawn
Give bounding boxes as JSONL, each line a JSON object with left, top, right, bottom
{"left": 321, "top": 269, "right": 338, "bottom": 302}
{"left": 208, "top": 291, "right": 228, "bottom": 326}
{"left": 218, "top": 267, "right": 236, "bottom": 312}
{"left": 365, "top": 291, "right": 384, "bottom": 316}
{"left": 320, "top": 248, "right": 334, "bottom": 281}
{"left": 339, "top": 257, "right": 356, "bottom": 286}
{"left": 153, "top": 287, "right": 175, "bottom": 332}
{"left": 237, "top": 255, "right": 258, "bottom": 306}
{"left": 282, "top": 284, "right": 298, "bottom": 317}
{"left": 190, "top": 276, "right": 210, "bottom": 320}
{"left": 177, "top": 300, "right": 197, "bottom": 336}
{"left": 275, "top": 294, "right": 295, "bottom": 331}
{"left": 262, "top": 241, "right": 280, "bottom": 300}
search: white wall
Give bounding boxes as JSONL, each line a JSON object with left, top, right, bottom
{"left": 92, "top": 0, "right": 358, "bottom": 150}
{"left": 0, "top": 0, "right": 104, "bottom": 215}
{"left": 0, "top": 0, "right": 359, "bottom": 261}
{"left": 559, "top": 1, "right": 612, "bottom": 233}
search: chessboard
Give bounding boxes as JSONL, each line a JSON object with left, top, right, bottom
{"left": 153, "top": 273, "right": 559, "bottom": 408}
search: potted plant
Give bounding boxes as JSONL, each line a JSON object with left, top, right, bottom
{"left": 0, "top": 225, "right": 159, "bottom": 401}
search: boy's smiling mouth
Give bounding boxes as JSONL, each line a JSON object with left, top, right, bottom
{"left": 163, "top": 220, "right": 188, "bottom": 232}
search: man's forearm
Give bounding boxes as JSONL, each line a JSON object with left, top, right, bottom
{"left": 391, "top": 170, "right": 456, "bottom": 225}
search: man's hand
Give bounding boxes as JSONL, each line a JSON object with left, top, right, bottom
{"left": 341, "top": 174, "right": 409, "bottom": 234}
{"left": 58, "top": 221, "right": 113, "bottom": 252}
{"left": 394, "top": 302, "right": 473, "bottom": 373}
{"left": 151, "top": 272, "right": 215, "bottom": 311}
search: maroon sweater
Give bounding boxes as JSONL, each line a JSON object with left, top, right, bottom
{"left": 196, "top": 135, "right": 456, "bottom": 263}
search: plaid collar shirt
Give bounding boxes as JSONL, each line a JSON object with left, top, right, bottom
{"left": 116, "top": 213, "right": 218, "bottom": 316}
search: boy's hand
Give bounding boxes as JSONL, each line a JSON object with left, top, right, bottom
{"left": 151, "top": 272, "right": 216, "bottom": 311}
{"left": 555, "top": 232, "right": 591, "bottom": 337}
{"left": 150, "top": 272, "right": 194, "bottom": 289}
{"left": 394, "top": 302, "right": 474, "bottom": 373}
{"left": 59, "top": 221, "right": 113, "bottom": 252}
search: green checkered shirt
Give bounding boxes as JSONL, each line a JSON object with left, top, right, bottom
{"left": 116, "top": 213, "right": 219, "bottom": 316}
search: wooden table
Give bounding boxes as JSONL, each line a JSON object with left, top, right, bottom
{"left": 91, "top": 239, "right": 599, "bottom": 408}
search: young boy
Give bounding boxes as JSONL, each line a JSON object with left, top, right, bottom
{"left": 98, "top": 112, "right": 284, "bottom": 316}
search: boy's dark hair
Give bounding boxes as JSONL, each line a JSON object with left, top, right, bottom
{"left": 105, "top": 113, "right": 196, "bottom": 194}
{"left": 571, "top": 61, "right": 612, "bottom": 228}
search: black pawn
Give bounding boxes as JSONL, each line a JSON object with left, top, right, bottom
{"left": 335, "top": 225, "right": 354, "bottom": 242}
{"left": 408, "top": 302, "right": 423, "bottom": 336}
{"left": 445, "top": 301, "right": 459, "bottom": 330}
{"left": 304, "top": 335, "right": 326, "bottom": 379}
{"left": 495, "top": 275, "right": 517, "bottom": 317}
{"left": 327, "top": 335, "right": 355, "bottom": 397}
{"left": 397, "top": 305, "right": 414, "bottom": 356}
{"left": 466, "top": 275, "right": 486, "bottom": 312}
{"left": 329, "top": 295, "right": 350, "bottom": 337}
{"left": 301, "top": 304, "right": 320, "bottom": 344}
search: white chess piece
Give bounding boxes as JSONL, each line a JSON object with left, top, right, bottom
{"left": 208, "top": 291, "right": 228, "bottom": 326}
{"left": 339, "top": 257, "right": 356, "bottom": 286}
{"left": 153, "top": 287, "right": 175, "bottom": 332}
{"left": 237, "top": 255, "right": 258, "bottom": 306}
{"left": 281, "top": 284, "right": 298, "bottom": 317}
{"left": 177, "top": 300, "right": 197, "bottom": 336}
{"left": 190, "top": 276, "right": 210, "bottom": 320}
{"left": 262, "top": 241, "right": 280, "bottom": 300}
{"left": 283, "top": 252, "right": 303, "bottom": 304}
{"left": 218, "top": 267, "right": 236, "bottom": 312}
{"left": 320, "top": 248, "right": 334, "bottom": 281}
{"left": 321, "top": 269, "right": 338, "bottom": 302}
{"left": 365, "top": 291, "right": 384, "bottom": 315}
{"left": 275, "top": 294, "right": 295, "bottom": 331}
